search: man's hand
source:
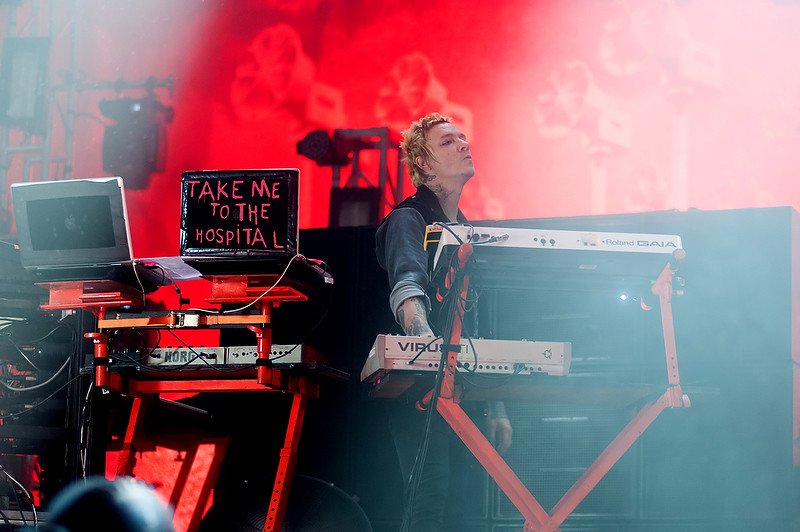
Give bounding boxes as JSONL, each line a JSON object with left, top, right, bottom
{"left": 397, "top": 296, "right": 434, "bottom": 336}
{"left": 487, "top": 417, "right": 513, "bottom": 455}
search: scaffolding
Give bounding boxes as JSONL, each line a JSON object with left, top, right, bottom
{"left": 0, "top": 0, "right": 172, "bottom": 219}
{"left": 0, "top": 0, "right": 73, "bottom": 212}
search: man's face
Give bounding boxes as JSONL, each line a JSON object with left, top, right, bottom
{"left": 417, "top": 122, "right": 474, "bottom": 186}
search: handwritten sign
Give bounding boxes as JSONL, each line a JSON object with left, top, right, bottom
{"left": 180, "top": 169, "right": 298, "bottom": 258}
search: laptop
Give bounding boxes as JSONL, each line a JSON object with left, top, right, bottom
{"left": 11, "top": 176, "right": 167, "bottom": 291}
{"left": 179, "top": 169, "right": 300, "bottom": 275}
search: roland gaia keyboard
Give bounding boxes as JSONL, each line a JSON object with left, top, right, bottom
{"left": 428, "top": 224, "right": 682, "bottom": 259}
{"left": 424, "top": 224, "right": 684, "bottom": 288}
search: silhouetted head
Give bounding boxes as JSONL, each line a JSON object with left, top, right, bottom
{"left": 42, "top": 477, "right": 174, "bottom": 532}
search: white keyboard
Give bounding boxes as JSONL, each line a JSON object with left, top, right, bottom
{"left": 361, "top": 334, "right": 571, "bottom": 383}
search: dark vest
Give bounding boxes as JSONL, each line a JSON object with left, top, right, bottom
{"left": 393, "top": 186, "right": 473, "bottom": 335}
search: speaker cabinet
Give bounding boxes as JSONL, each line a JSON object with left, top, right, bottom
{"left": 496, "top": 403, "right": 639, "bottom": 519}
{"left": 492, "top": 207, "right": 799, "bottom": 528}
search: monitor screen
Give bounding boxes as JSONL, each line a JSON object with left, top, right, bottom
{"left": 180, "top": 168, "right": 299, "bottom": 260}
{"left": 11, "top": 177, "right": 132, "bottom": 268}
{"left": 27, "top": 195, "right": 116, "bottom": 251}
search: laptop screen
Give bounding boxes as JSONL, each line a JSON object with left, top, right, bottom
{"left": 11, "top": 177, "right": 133, "bottom": 269}
{"left": 27, "top": 195, "right": 116, "bottom": 251}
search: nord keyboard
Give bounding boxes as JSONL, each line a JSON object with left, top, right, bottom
{"left": 361, "top": 334, "right": 571, "bottom": 384}
{"left": 141, "top": 344, "right": 317, "bottom": 367}
{"left": 425, "top": 224, "right": 683, "bottom": 289}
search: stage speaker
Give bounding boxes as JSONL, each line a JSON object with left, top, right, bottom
{"left": 480, "top": 206, "right": 800, "bottom": 529}
{"left": 468, "top": 216, "right": 670, "bottom": 525}
{"left": 494, "top": 402, "right": 639, "bottom": 520}
{"left": 478, "top": 286, "right": 665, "bottom": 383}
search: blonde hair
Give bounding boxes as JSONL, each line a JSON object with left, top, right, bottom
{"left": 400, "top": 113, "right": 452, "bottom": 187}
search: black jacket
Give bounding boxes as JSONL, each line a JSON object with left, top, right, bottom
{"left": 375, "top": 185, "right": 466, "bottom": 333}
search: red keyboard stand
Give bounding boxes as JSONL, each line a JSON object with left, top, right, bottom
{"left": 421, "top": 245, "right": 689, "bottom": 532}
{"left": 43, "top": 275, "right": 319, "bottom": 532}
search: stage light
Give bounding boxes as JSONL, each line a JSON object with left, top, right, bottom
{"left": 296, "top": 129, "right": 351, "bottom": 167}
{"left": 618, "top": 293, "right": 640, "bottom": 304}
{"left": 99, "top": 95, "right": 174, "bottom": 190}
{"left": 0, "top": 37, "right": 50, "bottom": 135}
{"left": 298, "top": 127, "right": 403, "bottom": 227}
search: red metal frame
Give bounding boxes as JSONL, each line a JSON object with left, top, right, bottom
{"left": 37, "top": 280, "right": 145, "bottom": 311}
{"left": 168, "top": 436, "right": 230, "bottom": 529}
{"left": 110, "top": 376, "right": 318, "bottom": 532}
{"left": 42, "top": 276, "right": 317, "bottom": 532}
{"left": 427, "top": 244, "right": 689, "bottom": 532}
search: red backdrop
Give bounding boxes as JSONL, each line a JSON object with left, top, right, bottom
{"left": 5, "top": 0, "right": 800, "bottom": 258}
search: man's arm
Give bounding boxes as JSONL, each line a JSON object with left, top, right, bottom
{"left": 396, "top": 296, "right": 434, "bottom": 336}
{"left": 486, "top": 401, "right": 513, "bottom": 454}
{"left": 376, "top": 208, "right": 435, "bottom": 334}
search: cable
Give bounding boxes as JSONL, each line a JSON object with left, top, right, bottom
{"left": 187, "top": 254, "right": 304, "bottom": 315}
{"left": 108, "top": 273, "right": 332, "bottom": 371}
{"left": 399, "top": 226, "right": 492, "bottom": 530}
{"left": 436, "top": 221, "right": 474, "bottom": 245}
{"left": 257, "top": 264, "right": 335, "bottom": 364}
{"left": 129, "top": 259, "right": 170, "bottom": 307}
{"left": 124, "top": 255, "right": 331, "bottom": 367}
{"left": 0, "top": 337, "right": 41, "bottom": 372}
{"left": 0, "top": 373, "right": 81, "bottom": 420}
{"left": 0, "top": 321, "right": 77, "bottom": 372}
{"left": 268, "top": 345, "right": 301, "bottom": 362}
{"left": 107, "top": 327, "right": 164, "bottom": 365}
{"left": 0, "top": 317, "right": 25, "bottom": 328}
{"left": 6, "top": 471, "right": 27, "bottom": 528}
{"left": 0, "top": 507, "right": 13, "bottom": 532}
{"left": 0, "top": 354, "right": 71, "bottom": 392}
{"left": 288, "top": 268, "right": 335, "bottom": 354}
{"left": 173, "top": 281, "right": 188, "bottom": 310}
{"left": 110, "top": 329, "right": 242, "bottom": 373}
{"left": 407, "top": 336, "right": 441, "bottom": 365}
{"left": 399, "top": 250, "right": 468, "bottom": 531}
{"left": 162, "top": 329, "right": 237, "bottom": 371}
{"left": 463, "top": 336, "right": 479, "bottom": 374}
{"left": 130, "top": 260, "right": 148, "bottom": 308}
{"left": 111, "top": 345, "right": 216, "bottom": 373}
{"left": 0, "top": 463, "right": 38, "bottom": 529}
{"left": 399, "top": 377, "right": 440, "bottom": 532}
{"left": 79, "top": 380, "right": 94, "bottom": 478}
{"left": 18, "top": 322, "right": 76, "bottom": 344}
